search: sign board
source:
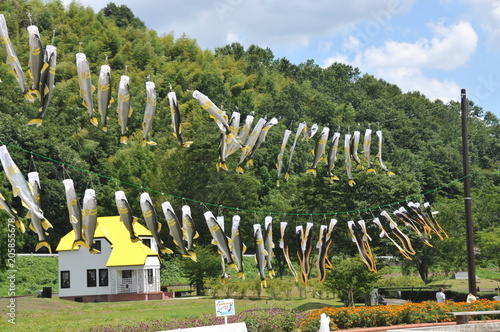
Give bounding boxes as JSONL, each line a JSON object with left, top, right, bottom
{"left": 215, "top": 299, "right": 235, "bottom": 317}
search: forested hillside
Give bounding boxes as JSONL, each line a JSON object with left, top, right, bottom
{"left": 1, "top": 0, "right": 500, "bottom": 283}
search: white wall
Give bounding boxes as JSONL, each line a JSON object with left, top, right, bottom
{"left": 58, "top": 238, "right": 111, "bottom": 297}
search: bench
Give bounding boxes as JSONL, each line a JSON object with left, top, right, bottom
{"left": 446, "top": 310, "right": 500, "bottom": 324}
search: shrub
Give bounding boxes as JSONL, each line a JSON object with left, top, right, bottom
{"left": 88, "top": 307, "right": 306, "bottom": 332}
{"left": 300, "top": 299, "right": 500, "bottom": 332}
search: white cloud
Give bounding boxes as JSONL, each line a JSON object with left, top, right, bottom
{"left": 323, "top": 20, "right": 477, "bottom": 103}
{"left": 64, "top": 0, "right": 415, "bottom": 51}
{"left": 361, "top": 21, "right": 477, "bottom": 70}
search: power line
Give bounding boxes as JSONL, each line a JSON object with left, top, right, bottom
{"left": 0, "top": 139, "right": 469, "bottom": 216}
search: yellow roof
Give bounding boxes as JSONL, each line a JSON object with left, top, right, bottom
{"left": 56, "top": 216, "right": 159, "bottom": 267}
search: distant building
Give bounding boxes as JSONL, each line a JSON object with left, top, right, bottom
{"left": 56, "top": 216, "right": 172, "bottom": 302}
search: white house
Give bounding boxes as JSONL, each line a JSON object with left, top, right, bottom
{"left": 56, "top": 216, "right": 171, "bottom": 302}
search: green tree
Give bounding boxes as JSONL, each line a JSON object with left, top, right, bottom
{"left": 179, "top": 245, "right": 222, "bottom": 295}
{"left": 324, "top": 256, "right": 381, "bottom": 307}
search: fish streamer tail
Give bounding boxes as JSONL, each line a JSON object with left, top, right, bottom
{"left": 35, "top": 241, "right": 52, "bottom": 253}
{"left": 72, "top": 240, "right": 89, "bottom": 250}
{"left": 160, "top": 247, "right": 174, "bottom": 254}
{"left": 89, "top": 115, "right": 98, "bottom": 127}
{"left": 305, "top": 168, "right": 317, "bottom": 176}
{"left": 236, "top": 271, "right": 245, "bottom": 280}
{"left": 15, "top": 219, "right": 25, "bottom": 233}
{"left": 89, "top": 247, "right": 101, "bottom": 254}
{"left": 188, "top": 250, "right": 197, "bottom": 262}
{"left": 182, "top": 141, "right": 193, "bottom": 148}
{"left": 120, "top": 135, "right": 128, "bottom": 144}
{"left": 235, "top": 165, "right": 245, "bottom": 174}
{"left": 217, "top": 162, "right": 228, "bottom": 172}
{"left": 27, "top": 117, "right": 43, "bottom": 126}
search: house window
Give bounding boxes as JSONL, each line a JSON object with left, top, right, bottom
{"left": 122, "top": 270, "right": 132, "bottom": 279}
{"left": 147, "top": 269, "right": 153, "bottom": 284}
{"left": 87, "top": 269, "right": 97, "bottom": 287}
{"left": 99, "top": 269, "right": 108, "bottom": 286}
{"left": 94, "top": 240, "right": 101, "bottom": 253}
{"left": 61, "top": 271, "right": 70, "bottom": 288}
{"left": 142, "top": 238, "right": 151, "bottom": 249}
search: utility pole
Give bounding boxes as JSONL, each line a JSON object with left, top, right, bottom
{"left": 461, "top": 88, "right": 476, "bottom": 296}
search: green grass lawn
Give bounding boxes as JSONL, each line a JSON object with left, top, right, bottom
{"left": 0, "top": 295, "right": 343, "bottom": 332}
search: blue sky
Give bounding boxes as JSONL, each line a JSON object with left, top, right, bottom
{"left": 65, "top": 0, "right": 500, "bottom": 118}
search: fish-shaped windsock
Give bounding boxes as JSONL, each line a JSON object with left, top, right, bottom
{"left": 76, "top": 52, "right": 98, "bottom": 126}
{"left": 0, "top": 193, "right": 24, "bottom": 232}
{"left": 295, "top": 225, "right": 305, "bottom": 281}
{"left": 276, "top": 129, "right": 292, "bottom": 186}
{"left": 394, "top": 207, "right": 432, "bottom": 247}
{"left": 263, "top": 216, "right": 275, "bottom": 278}
{"left": 363, "top": 129, "right": 376, "bottom": 174}
{"left": 236, "top": 117, "right": 266, "bottom": 173}
{"left": 181, "top": 205, "right": 199, "bottom": 252}
{"left": 344, "top": 133, "right": 356, "bottom": 186}
{"left": 376, "top": 130, "right": 394, "bottom": 176}
{"left": 285, "top": 122, "right": 306, "bottom": 181}
{"left": 217, "top": 216, "right": 230, "bottom": 283}
{"left": 424, "top": 202, "right": 448, "bottom": 239}
{"left": 0, "top": 15, "right": 32, "bottom": 102}
{"left": 217, "top": 132, "right": 229, "bottom": 172}
{"left": 253, "top": 224, "right": 268, "bottom": 288}
{"left": 298, "top": 222, "right": 314, "bottom": 285}
{"left": 407, "top": 202, "right": 441, "bottom": 239}
{"left": 279, "top": 222, "right": 298, "bottom": 282}
{"left": 245, "top": 117, "right": 278, "bottom": 167}
{"left": 351, "top": 131, "right": 364, "bottom": 170}
{"left": 357, "top": 220, "right": 376, "bottom": 270}
{"left": 373, "top": 217, "right": 412, "bottom": 260}
{"left": 28, "top": 44, "right": 56, "bottom": 126}
{"left": 97, "top": 64, "right": 114, "bottom": 132}
{"left": 407, "top": 202, "right": 444, "bottom": 240}
{"left": 82, "top": 189, "right": 99, "bottom": 254}
{"left": 115, "top": 190, "right": 141, "bottom": 242}
{"left": 323, "top": 218, "right": 338, "bottom": 269}
{"left": 142, "top": 80, "right": 157, "bottom": 147}
{"left": 316, "top": 225, "right": 328, "bottom": 283}
{"left": 192, "top": 90, "right": 231, "bottom": 136}
{"left": 163, "top": 201, "right": 196, "bottom": 261}
{"left": 117, "top": 75, "right": 132, "bottom": 144}
{"left": 306, "top": 126, "right": 329, "bottom": 176}
{"left": 0, "top": 145, "right": 45, "bottom": 220}
{"left": 347, "top": 220, "right": 376, "bottom": 272}
{"left": 140, "top": 193, "right": 173, "bottom": 255}
{"left": 236, "top": 115, "right": 253, "bottom": 145}
{"left": 305, "top": 123, "right": 319, "bottom": 140}
{"left": 230, "top": 215, "right": 246, "bottom": 280}
{"left": 168, "top": 91, "right": 192, "bottom": 148}
{"left": 225, "top": 111, "right": 242, "bottom": 158}
{"left": 62, "top": 179, "right": 88, "bottom": 250}
{"left": 27, "top": 172, "right": 52, "bottom": 253}
{"left": 327, "top": 132, "right": 341, "bottom": 183}
{"left": 380, "top": 210, "right": 415, "bottom": 255}
{"left": 27, "top": 25, "right": 44, "bottom": 99}
{"left": 204, "top": 211, "right": 236, "bottom": 272}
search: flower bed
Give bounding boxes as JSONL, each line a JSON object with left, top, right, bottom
{"left": 300, "top": 299, "right": 500, "bottom": 332}
{"left": 87, "top": 307, "right": 306, "bottom": 332}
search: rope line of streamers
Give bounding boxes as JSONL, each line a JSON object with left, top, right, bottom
{"left": 0, "top": 140, "right": 470, "bottom": 216}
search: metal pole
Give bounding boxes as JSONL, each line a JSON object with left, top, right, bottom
{"left": 461, "top": 88, "right": 476, "bottom": 296}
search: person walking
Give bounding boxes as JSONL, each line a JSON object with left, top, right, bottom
{"left": 436, "top": 287, "right": 446, "bottom": 303}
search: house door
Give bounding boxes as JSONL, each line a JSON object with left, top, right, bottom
{"left": 117, "top": 270, "right": 137, "bottom": 293}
